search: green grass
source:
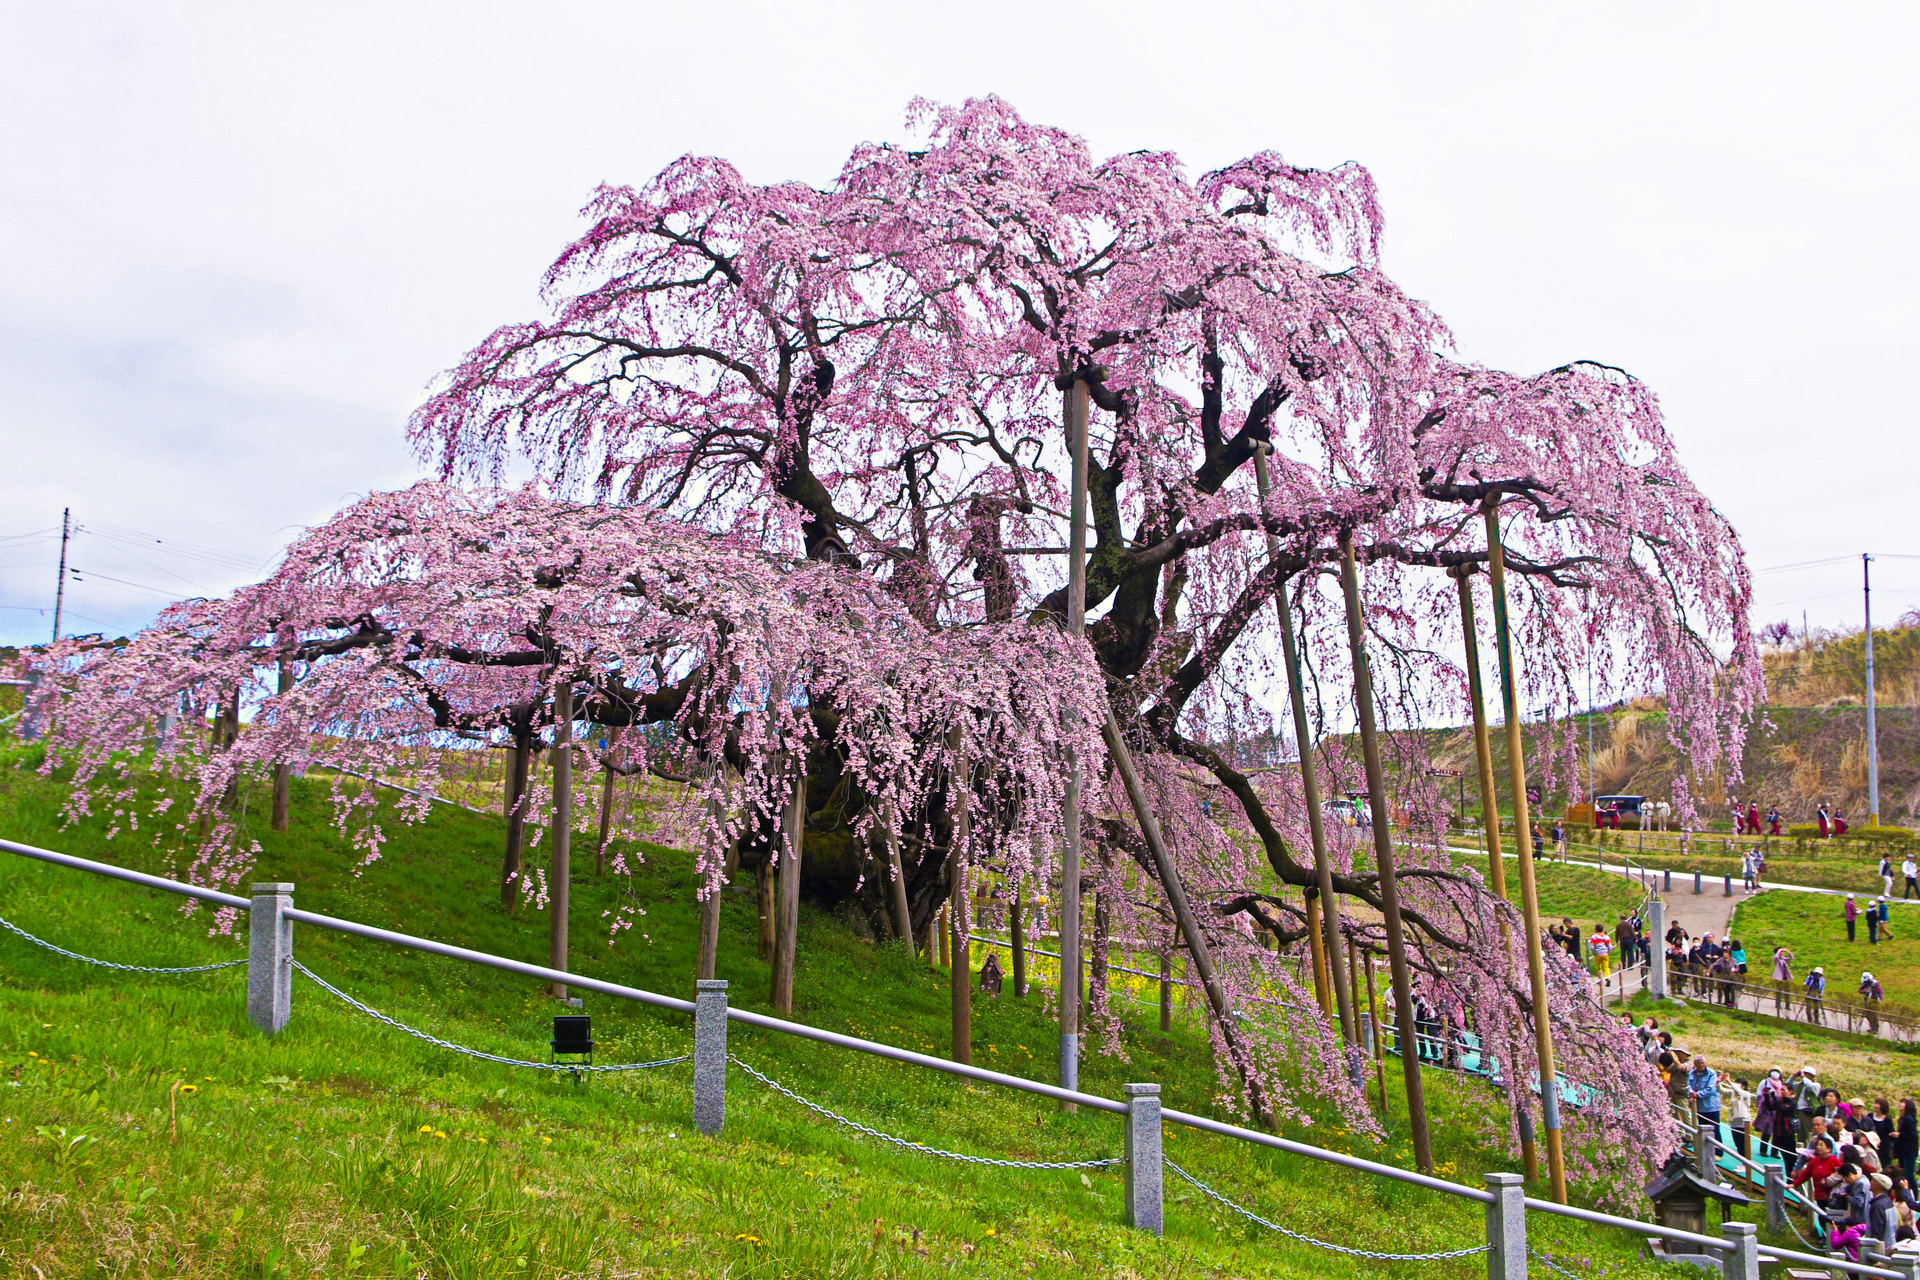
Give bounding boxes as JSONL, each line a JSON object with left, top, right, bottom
{"left": 1452, "top": 850, "right": 1646, "bottom": 929}
{"left": 0, "top": 751, "right": 1678, "bottom": 1278}
{"left": 1731, "top": 890, "right": 1920, "bottom": 1013}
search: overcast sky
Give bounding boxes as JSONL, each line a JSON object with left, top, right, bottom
{"left": 2, "top": 0, "right": 1915, "bottom": 650}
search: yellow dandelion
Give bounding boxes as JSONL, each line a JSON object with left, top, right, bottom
{"left": 476, "top": 1136, "right": 487, "bottom": 1143}
{"left": 178, "top": 1084, "right": 198, "bottom": 1095}
{"left": 541, "top": 1135, "right": 553, "bottom": 1144}
{"left": 433, "top": 1131, "right": 448, "bottom": 1140}
{"left": 985, "top": 1228, "right": 998, "bottom": 1237}
{"left": 419, "top": 1124, "right": 433, "bottom": 1133}
{"left": 27, "top": 1051, "right": 38, "bottom": 1058}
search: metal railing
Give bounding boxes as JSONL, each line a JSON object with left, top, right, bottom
{"left": 3, "top": 833, "right": 1912, "bottom": 1277}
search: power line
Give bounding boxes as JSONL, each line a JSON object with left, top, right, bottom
{"left": 64, "top": 567, "right": 187, "bottom": 599}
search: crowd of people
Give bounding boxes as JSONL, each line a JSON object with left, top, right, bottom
{"left": 1637, "top": 1024, "right": 1920, "bottom": 1259}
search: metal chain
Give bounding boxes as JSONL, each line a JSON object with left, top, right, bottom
{"left": 1529, "top": 1246, "right": 1588, "bottom": 1277}
{"left": 292, "top": 961, "right": 690, "bottom": 1073}
{"left": 1165, "top": 1159, "right": 1492, "bottom": 1261}
{"left": 730, "top": 1055, "right": 1123, "bottom": 1171}
{"left": 0, "top": 912, "right": 247, "bottom": 974}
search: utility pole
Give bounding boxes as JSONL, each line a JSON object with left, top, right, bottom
{"left": 51, "top": 508, "right": 70, "bottom": 643}
{"left": 1865, "top": 553, "right": 1880, "bottom": 825}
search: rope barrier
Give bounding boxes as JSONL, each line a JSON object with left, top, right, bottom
{"left": 0, "top": 912, "right": 247, "bottom": 974}
{"left": 292, "top": 961, "right": 690, "bottom": 1074}
{"left": 730, "top": 1055, "right": 1123, "bottom": 1171}
{"left": 1164, "top": 1158, "right": 1491, "bottom": 1260}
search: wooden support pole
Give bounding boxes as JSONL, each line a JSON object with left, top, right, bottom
{"left": 502, "top": 731, "right": 531, "bottom": 912}
{"left": 1254, "top": 445, "right": 1356, "bottom": 1045}
{"left": 1058, "top": 374, "right": 1090, "bottom": 1104}
{"left": 1337, "top": 531, "right": 1431, "bottom": 1172}
{"left": 270, "top": 658, "right": 293, "bottom": 832}
{"left": 548, "top": 680, "right": 573, "bottom": 1000}
{"left": 1102, "top": 710, "right": 1271, "bottom": 1124}
{"left": 1010, "top": 887, "right": 1028, "bottom": 997}
{"left": 949, "top": 722, "right": 972, "bottom": 1064}
{"left": 883, "top": 806, "right": 913, "bottom": 944}
{"left": 1456, "top": 566, "right": 1535, "bottom": 1180}
{"left": 1484, "top": 504, "right": 1569, "bottom": 1204}
{"left": 771, "top": 762, "right": 806, "bottom": 1015}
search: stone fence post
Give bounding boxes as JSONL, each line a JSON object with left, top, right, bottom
{"left": 1124, "top": 1083, "right": 1162, "bottom": 1234}
{"left": 1719, "top": 1221, "right": 1758, "bottom": 1280}
{"left": 247, "top": 883, "right": 293, "bottom": 1034}
{"left": 1484, "top": 1172, "right": 1525, "bottom": 1280}
{"left": 694, "top": 979, "right": 728, "bottom": 1135}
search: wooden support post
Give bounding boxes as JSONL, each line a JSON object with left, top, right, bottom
{"left": 1338, "top": 532, "right": 1430, "bottom": 1171}
{"left": 271, "top": 657, "right": 293, "bottom": 832}
{"left": 1456, "top": 566, "right": 1533, "bottom": 1178}
{"left": 502, "top": 730, "right": 531, "bottom": 912}
{"left": 1484, "top": 504, "right": 1569, "bottom": 1205}
{"left": 548, "top": 680, "right": 573, "bottom": 1000}
{"left": 883, "top": 807, "right": 913, "bottom": 944}
{"left": 1102, "top": 710, "right": 1270, "bottom": 1124}
{"left": 770, "top": 763, "right": 806, "bottom": 1015}
{"left": 1058, "top": 374, "right": 1090, "bottom": 1105}
{"left": 949, "top": 722, "right": 972, "bottom": 1064}
{"left": 1255, "top": 446, "right": 1356, "bottom": 1045}
{"left": 1010, "top": 887, "right": 1028, "bottom": 997}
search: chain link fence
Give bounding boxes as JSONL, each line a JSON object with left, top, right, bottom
{"left": 0, "top": 911, "right": 247, "bottom": 974}
{"left": 730, "top": 1055, "right": 1123, "bottom": 1171}
{"left": 293, "top": 961, "right": 690, "bottom": 1074}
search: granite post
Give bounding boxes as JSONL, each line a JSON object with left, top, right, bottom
{"left": 1719, "top": 1221, "right": 1759, "bottom": 1280}
{"left": 1484, "top": 1172, "right": 1526, "bottom": 1280}
{"left": 247, "top": 883, "right": 293, "bottom": 1034}
{"left": 1124, "top": 1083, "right": 1162, "bottom": 1235}
{"left": 694, "top": 978, "right": 728, "bottom": 1135}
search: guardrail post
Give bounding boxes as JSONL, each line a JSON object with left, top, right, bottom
{"left": 1484, "top": 1172, "right": 1525, "bottom": 1280}
{"left": 1694, "top": 870, "right": 1703, "bottom": 894}
{"left": 1649, "top": 898, "right": 1668, "bottom": 999}
{"left": 1123, "top": 1083, "right": 1162, "bottom": 1235}
{"left": 1664, "top": 868, "right": 1672, "bottom": 892}
{"left": 1697, "top": 1120, "right": 1716, "bottom": 1179}
{"left": 246, "top": 883, "right": 293, "bottom": 1034}
{"left": 1359, "top": 1011, "right": 1376, "bottom": 1056}
{"left": 1724, "top": 874, "right": 1732, "bottom": 897}
{"left": 1888, "top": 1250, "right": 1920, "bottom": 1280}
{"left": 1719, "top": 1221, "right": 1758, "bottom": 1280}
{"left": 1764, "top": 1166, "right": 1785, "bottom": 1233}
{"left": 694, "top": 979, "right": 728, "bottom": 1135}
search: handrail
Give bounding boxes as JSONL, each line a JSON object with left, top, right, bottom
{"left": 1, "top": 838, "right": 251, "bottom": 909}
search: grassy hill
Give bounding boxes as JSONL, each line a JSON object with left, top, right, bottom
{"left": 0, "top": 750, "right": 1685, "bottom": 1278}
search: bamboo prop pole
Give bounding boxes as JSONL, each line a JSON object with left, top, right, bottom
{"left": 548, "top": 680, "right": 573, "bottom": 1000}
{"left": 1058, "top": 374, "right": 1091, "bottom": 1106}
{"left": 1253, "top": 444, "right": 1356, "bottom": 1045}
{"left": 1337, "top": 532, "right": 1432, "bottom": 1172}
{"left": 1456, "top": 565, "right": 1536, "bottom": 1182}
{"left": 949, "top": 721, "right": 973, "bottom": 1064}
{"left": 1102, "top": 710, "right": 1272, "bottom": 1125}
{"left": 1483, "top": 503, "right": 1568, "bottom": 1204}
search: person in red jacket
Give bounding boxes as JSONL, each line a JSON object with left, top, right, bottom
{"left": 1792, "top": 1136, "right": 1842, "bottom": 1193}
